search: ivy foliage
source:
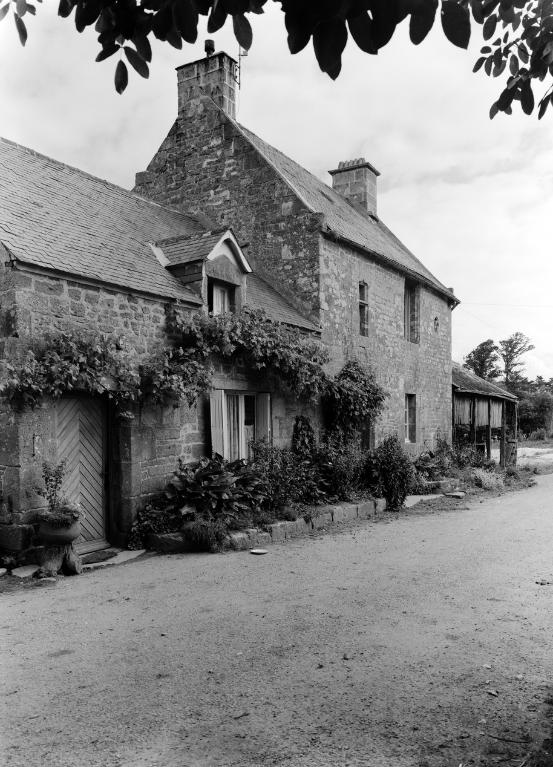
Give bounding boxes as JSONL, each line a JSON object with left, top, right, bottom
{"left": 1, "top": 312, "right": 386, "bottom": 437}
{"left": 323, "top": 358, "right": 387, "bottom": 435}
{"left": 0, "top": 0, "right": 551, "bottom": 116}
{"left": 0, "top": 332, "right": 140, "bottom": 410}
{"left": 168, "top": 308, "right": 331, "bottom": 401}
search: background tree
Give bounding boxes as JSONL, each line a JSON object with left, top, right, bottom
{"left": 1, "top": 0, "right": 553, "bottom": 117}
{"left": 498, "top": 331, "right": 535, "bottom": 390}
{"left": 518, "top": 391, "right": 553, "bottom": 436}
{"left": 463, "top": 338, "right": 501, "bottom": 380}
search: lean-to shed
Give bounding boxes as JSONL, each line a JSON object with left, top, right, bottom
{"left": 452, "top": 362, "right": 518, "bottom": 466}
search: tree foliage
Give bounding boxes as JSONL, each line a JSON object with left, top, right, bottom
{"left": 1, "top": 0, "right": 553, "bottom": 116}
{"left": 498, "top": 331, "right": 534, "bottom": 389}
{"left": 464, "top": 338, "right": 501, "bottom": 380}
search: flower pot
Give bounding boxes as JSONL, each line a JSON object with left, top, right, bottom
{"left": 38, "top": 520, "right": 81, "bottom": 545}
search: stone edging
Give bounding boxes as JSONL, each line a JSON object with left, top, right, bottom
{"left": 147, "top": 498, "right": 387, "bottom": 554}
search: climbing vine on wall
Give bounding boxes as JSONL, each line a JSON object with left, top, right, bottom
{"left": 0, "top": 311, "right": 387, "bottom": 434}
{"left": 0, "top": 332, "right": 141, "bottom": 410}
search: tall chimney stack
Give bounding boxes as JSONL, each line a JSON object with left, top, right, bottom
{"left": 176, "top": 46, "right": 238, "bottom": 118}
{"left": 328, "top": 158, "right": 380, "bottom": 217}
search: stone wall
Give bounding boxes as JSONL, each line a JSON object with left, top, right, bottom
{"left": 0, "top": 268, "right": 209, "bottom": 552}
{"left": 319, "top": 237, "right": 453, "bottom": 449}
{"left": 134, "top": 96, "right": 322, "bottom": 322}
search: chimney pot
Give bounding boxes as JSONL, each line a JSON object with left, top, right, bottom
{"left": 328, "top": 157, "right": 380, "bottom": 217}
{"left": 205, "top": 39, "right": 215, "bottom": 56}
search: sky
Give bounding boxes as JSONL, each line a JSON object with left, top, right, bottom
{"left": 1, "top": 4, "right": 552, "bottom": 379}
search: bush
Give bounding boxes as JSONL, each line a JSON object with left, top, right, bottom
{"left": 314, "top": 433, "right": 367, "bottom": 500}
{"left": 373, "top": 435, "right": 415, "bottom": 511}
{"left": 471, "top": 468, "right": 504, "bottom": 491}
{"left": 291, "top": 415, "right": 316, "bottom": 457}
{"left": 249, "top": 440, "right": 325, "bottom": 510}
{"left": 128, "top": 455, "right": 268, "bottom": 551}
{"left": 529, "top": 428, "right": 547, "bottom": 441}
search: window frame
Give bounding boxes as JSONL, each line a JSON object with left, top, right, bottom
{"left": 405, "top": 393, "right": 417, "bottom": 444}
{"left": 208, "top": 279, "right": 235, "bottom": 315}
{"left": 404, "top": 280, "right": 420, "bottom": 344}
{"left": 210, "top": 390, "right": 272, "bottom": 460}
{"left": 358, "top": 281, "right": 369, "bottom": 337}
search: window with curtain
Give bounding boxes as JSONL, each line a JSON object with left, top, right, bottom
{"left": 210, "top": 391, "right": 272, "bottom": 460}
{"left": 208, "top": 280, "right": 234, "bottom": 315}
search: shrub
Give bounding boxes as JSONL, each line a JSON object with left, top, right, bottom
{"left": 373, "top": 435, "right": 415, "bottom": 511}
{"left": 128, "top": 455, "right": 268, "bottom": 551}
{"left": 529, "top": 428, "right": 547, "bottom": 441}
{"left": 291, "top": 415, "right": 316, "bottom": 457}
{"left": 314, "top": 433, "right": 367, "bottom": 500}
{"left": 323, "top": 359, "right": 386, "bottom": 435}
{"left": 249, "top": 440, "right": 325, "bottom": 510}
{"left": 471, "top": 468, "right": 504, "bottom": 491}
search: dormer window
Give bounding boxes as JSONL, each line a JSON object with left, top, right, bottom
{"left": 208, "top": 279, "right": 234, "bottom": 315}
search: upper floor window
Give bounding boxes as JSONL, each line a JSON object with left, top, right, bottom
{"left": 359, "top": 281, "right": 369, "bottom": 337}
{"left": 404, "top": 281, "right": 420, "bottom": 343}
{"left": 405, "top": 394, "right": 416, "bottom": 443}
{"left": 208, "top": 280, "right": 234, "bottom": 315}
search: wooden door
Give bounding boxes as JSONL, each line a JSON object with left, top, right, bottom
{"left": 56, "top": 397, "right": 108, "bottom": 553}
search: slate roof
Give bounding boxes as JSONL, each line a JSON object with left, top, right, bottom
{"left": 235, "top": 123, "right": 457, "bottom": 303}
{"left": 245, "top": 273, "right": 319, "bottom": 333}
{"left": 452, "top": 362, "right": 517, "bottom": 401}
{"left": 0, "top": 137, "right": 206, "bottom": 302}
{"left": 157, "top": 231, "right": 225, "bottom": 266}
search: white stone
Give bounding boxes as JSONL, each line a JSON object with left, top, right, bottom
{"left": 11, "top": 565, "right": 38, "bottom": 579}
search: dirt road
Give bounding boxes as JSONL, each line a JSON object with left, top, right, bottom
{"left": 2, "top": 477, "right": 553, "bottom": 767}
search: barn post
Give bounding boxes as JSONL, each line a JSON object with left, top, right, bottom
{"left": 470, "top": 395, "right": 476, "bottom": 446}
{"left": 486, "top": 397, "right": 492, "bottom": 460}
{"left": 500, "top": 399, "right": 506, "bottom": 468}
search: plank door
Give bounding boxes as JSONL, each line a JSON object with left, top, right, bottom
{"left": 56, "top": 397, "right": 108, "bottom": 553}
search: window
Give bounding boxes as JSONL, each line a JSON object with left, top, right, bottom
{"left": 404, "top": 281, "right": 420, "bottom": 343}
{"left": 210, "top": 391, "right": 271, "bottom": 460}
{"left": 359, "top": 281, "right": 369, "bottom": 337}
{"left": 208, "top": 280, "right": 234, "bottom": 315}
{"left": 405, "top": 394, "right": 416, "bottom": 443}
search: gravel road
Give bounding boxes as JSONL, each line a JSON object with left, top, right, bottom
{"left": 2, "top": 476, "right": 553, "bottom": 767}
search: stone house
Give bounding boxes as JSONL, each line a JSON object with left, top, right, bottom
{"left": 0, "top": 49, "right": 457, "bottom": 559}
{"left": 134, "top": 48, "right": 459, "bottom": 450}
{"left": 0, "top": 138, "right": 317, "bottom": 557}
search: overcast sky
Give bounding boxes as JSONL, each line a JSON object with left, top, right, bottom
{"left": 1, "top": 4, "right": 551, "bottom": 379}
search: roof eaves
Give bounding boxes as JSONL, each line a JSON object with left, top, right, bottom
{"left": 10, "top": 256, "right": 203, "bottom": 305}
{"left": 322, "top": 226, "right": 459, "bottom": 306}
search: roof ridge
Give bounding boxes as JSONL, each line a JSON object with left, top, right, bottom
{"left": 0, "top": 135, "right": 205, "bottom": 226}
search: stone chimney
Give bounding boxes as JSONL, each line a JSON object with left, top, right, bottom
{"left": 176, "top": 46, "right": 238, "bottom": 118}
{"left": 328, "top": 158, "right": 380, "bottom": 217}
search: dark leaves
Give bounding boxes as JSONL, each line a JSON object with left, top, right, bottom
{"left": 173, "top": 0, "right": 199, "bottom": 43}
{"left": 409, "top": 0, "right": 438, "bottom": 46}
{"left": 232, "top": 12, "right": 252, "bottom": 49}
{"left": 520, "top": 78, "right": 534, "bottom": 113}
{"left": 114, "top": 58, "right": 128, "bottom": 93}
{"left": 348, "top": 11, "right": 377, "bottom": 54}
{"left": 0, "top": 4, "right": 10, "bottom": 21}
{"left": 441, "top": 0, "right": 471, "bottom": 48}
{"left": 482, "top": 13, "right": 496, "bottom": 40}
{"left": 14, "top": 13, "right": 27, "bottom": 44}
{"left": 95, "top": 41, "right": 119, "bottom": 61}
{"left": 313, "top": 18, "right": 347, "bottom": 79}
{"left": 124, "top": 45, "right": 149, "bottom": 77}
{"left": 207, "top": 0, "right": 227, "bottom": 32}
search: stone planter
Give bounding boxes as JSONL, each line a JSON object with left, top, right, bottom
{"left": 37, "top": 520, "right": 81, "bottom": 546}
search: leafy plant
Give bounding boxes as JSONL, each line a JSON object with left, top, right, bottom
{"left": 140, "top": 347, "right": 213, "bottom": 407}
{"left": 291, "top": 415, "right": 316, "bottom": 457}
{"left": 314, "top": 433, "right": 367, "bottom": 501}
{"left": 35, "top": 460, "right": 84, "bottom": 527}
{"left": 373, "top": 435, "right": 415, "bottom": 511}
{"left": 249, "top": 439, "right": 326, "bottom": 510}
{"left": 471, "top": 468, "right": 505, "bottom": 491}
{"left": 168, "top": 308, "right": 330, "bottom": 402}
{"left": 1, "top": 332, "right": 140, "bottom": 410}
{"left": 323, "top": 359, "right": 386, "bottom": 436}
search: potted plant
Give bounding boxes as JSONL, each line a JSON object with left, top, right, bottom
{"left": 35, "top": 460, "right": 84, "bottom": 545}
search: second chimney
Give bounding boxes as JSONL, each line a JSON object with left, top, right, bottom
{"left": 176, "top": 49, "right": 238, "bottom": 118}
{"left": 328, "top": 158, "right": 380, "bottom": 217}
